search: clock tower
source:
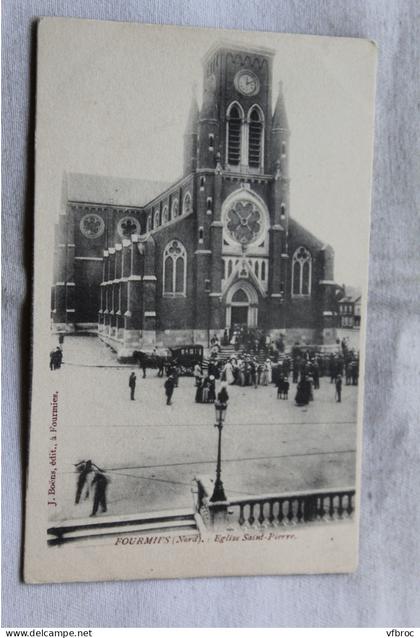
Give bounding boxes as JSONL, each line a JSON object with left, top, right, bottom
{"left": 198, "top": 42, "right": 274, "bottom": 173}
{"left": 192, "top": 42, "right": 290, "bottom": 337}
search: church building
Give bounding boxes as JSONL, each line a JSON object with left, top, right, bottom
{"left": 51, "top": 42, "right": 339, "bottom": 356}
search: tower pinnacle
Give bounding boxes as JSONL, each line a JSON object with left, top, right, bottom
{"left": 184, "top": 84, "right": 199, "bottom": 136}
{"left": 273, "top": 81, "right": 289, "bottom": 131}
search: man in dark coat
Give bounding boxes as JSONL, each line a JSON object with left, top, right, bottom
{"left": 140, "top": 358, "right": 147, "bottom": 379}
{"left": 312, "top": 362, "right": 320, "bottom": 390}
{"left": 129, "top": 371, "right": 137, "bottom": 400}
{"left": 54, "top": 347, "right": 63, "bottom": 369}
{"left": 195, "top": 377, "right": 204, "bottom": 403}
{"left": 217, "top": 384, "right": 229, "bottom": 404}
{"left": 90, "top": 471, "right": 109, "bottom": 517}
{"left": 74, "top": 459, "right": 103, "bottom": 505}
{"left": 165, "top": 374, "right": 175, "bottom": 405}
{"left": 335, "top": 374, "right": 343, "bottom": 402}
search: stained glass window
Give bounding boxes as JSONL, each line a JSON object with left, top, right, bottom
{"left": 292, "top": 246, "right": 312, "bottom": 296}
{"left": 183, "top": 192, "right": 192, "bottom": 214}
{"left": 163, "top": 240, "right": 187, "bottom": 295}
{"left": 225, "top": 200, "right": 262, "bottom": 245}
{"left": 80, "top": 213, "right": 105, "bottom": 239}
{"left": 154, "top": 209, "right": 160, "bottom": 228}
{"left": 171, "top": 199, "right": 179, "bottom": 219}
{"left": 117, "top": 216, "right": 140, "bottom": 239}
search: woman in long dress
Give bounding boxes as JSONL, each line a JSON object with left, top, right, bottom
{"left": 195, "top": 377, "right": 203, "bottom": 403}
{"left": 266, "top": 359, "right": 272, "bottom": 384}
{"left": 223, "top": 360, "right": 235, "bottom": 385}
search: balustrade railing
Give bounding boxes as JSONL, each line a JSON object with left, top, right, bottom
{"left": 229, "top": 489, "right": 355, "bottom": 527}
{"left": 193, "top": 478, "right": 355, "bottom": 530}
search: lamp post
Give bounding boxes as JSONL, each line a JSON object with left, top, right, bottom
{"left": 210, "top": 399, "right": 228, "bottom": 502}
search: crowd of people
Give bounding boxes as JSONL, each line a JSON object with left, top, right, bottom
{"left": 212, "top": 326, "right": 285, "bottom": 358}
{"left": 193, "top": 337, "right": 359, "bottom": 408}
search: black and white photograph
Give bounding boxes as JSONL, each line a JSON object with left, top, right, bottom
{"left": 24, "top": 18, "right": 376, "bottom": 583}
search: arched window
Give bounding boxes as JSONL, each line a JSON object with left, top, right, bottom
{"left": 183, "top": 192, "right": 192, "bottom": 215}
{"left": 200, "top": 176, "right": 205, "bottom": 190}
{"left": 146, "top": 216, "right": 152, "bottom": 232}
{"left": 261, "top": 261, "right": 266, "bottom": 281}
{"left": 171, "top": 198, "right": 179, "bottom": 220}
{"left": 292, "top": 247, "right": 312, "bottom": 296}
{"left": 162, "top": 205, "right": 169, "bottom": 224}
{"left": 248, "top": 106, "right": 263, "bottom": 169}
{"left": 226, "top": 103, "right": 243, "bottom": 166}
{"left": 198, "top": 227, "right": 204, "bottom": 244}
{"left": 153, "top": 209, "right": 160, "bottom": 228}
{"left": 163, "top": 240, "right": 187, "bottom": 296}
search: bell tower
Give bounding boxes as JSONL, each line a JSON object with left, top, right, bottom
{"left": 199, "top": 42, "right": 275, "bottom": 173}
{"left": 194, "top": 42, "right": 277, "bottom": 338}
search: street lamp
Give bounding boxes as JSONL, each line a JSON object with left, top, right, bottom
{"left": 210, "top": 399, "right": 228, "bottom": 502}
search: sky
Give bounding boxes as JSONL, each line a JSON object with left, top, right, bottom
{"left": 36, "top": 19, "right": 376, "bottom": 288}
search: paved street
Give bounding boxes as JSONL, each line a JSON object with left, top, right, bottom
{"left": 49, "top": 336, "right": 358, "bottom": 522}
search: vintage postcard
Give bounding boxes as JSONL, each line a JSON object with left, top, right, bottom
{"left": 24, "top": 18, "right": 377, "bottom": 583}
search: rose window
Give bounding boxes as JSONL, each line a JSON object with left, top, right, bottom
{"left": 225, "top": 200, "right": 262, "bottom": 245}
{"left": 117, "top": 216, "right": 141, "bottom": 239}
{"left": 80, "top": 213, "right": 105, "bottom": 239}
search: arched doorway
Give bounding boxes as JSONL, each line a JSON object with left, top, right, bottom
{"left": 225, "top": 281, "right": 258, "bottom": 330}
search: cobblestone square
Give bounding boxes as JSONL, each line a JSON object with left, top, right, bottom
{"left": 50, "top": 336, "right": 358, "bottom": 522}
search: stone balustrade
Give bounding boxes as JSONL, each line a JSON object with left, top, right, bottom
{"left": 193, "top": 477, "right": 355, "bottom": 530}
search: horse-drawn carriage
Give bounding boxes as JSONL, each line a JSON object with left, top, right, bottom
{"left": 133, "top": 344, "right": 203, "bottom": 377}
{"left": 168, "top": 345, "right": 203, "bottom": 376}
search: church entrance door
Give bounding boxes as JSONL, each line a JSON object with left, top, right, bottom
{"left": 226, "top": 283, "right": 258, "bottom": 331}
{"left": 231, "top": 304, "right": 248, "bottom": 328}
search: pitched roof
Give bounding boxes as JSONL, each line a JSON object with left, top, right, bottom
{"left": 344, "top": 285, "right": 362, "bottom": 301}
{"left": 337, "top": 285, "right": 362, "bottom": 303}
{"left": 64, "top": 172, "right": 171, "bottom": 209}
{"left": 288, "top": 217, "right": 331, "bottom": 253}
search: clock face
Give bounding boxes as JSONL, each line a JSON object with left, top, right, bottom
{"left": 234, "top": 70, "right": 260, "bottom": 96}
